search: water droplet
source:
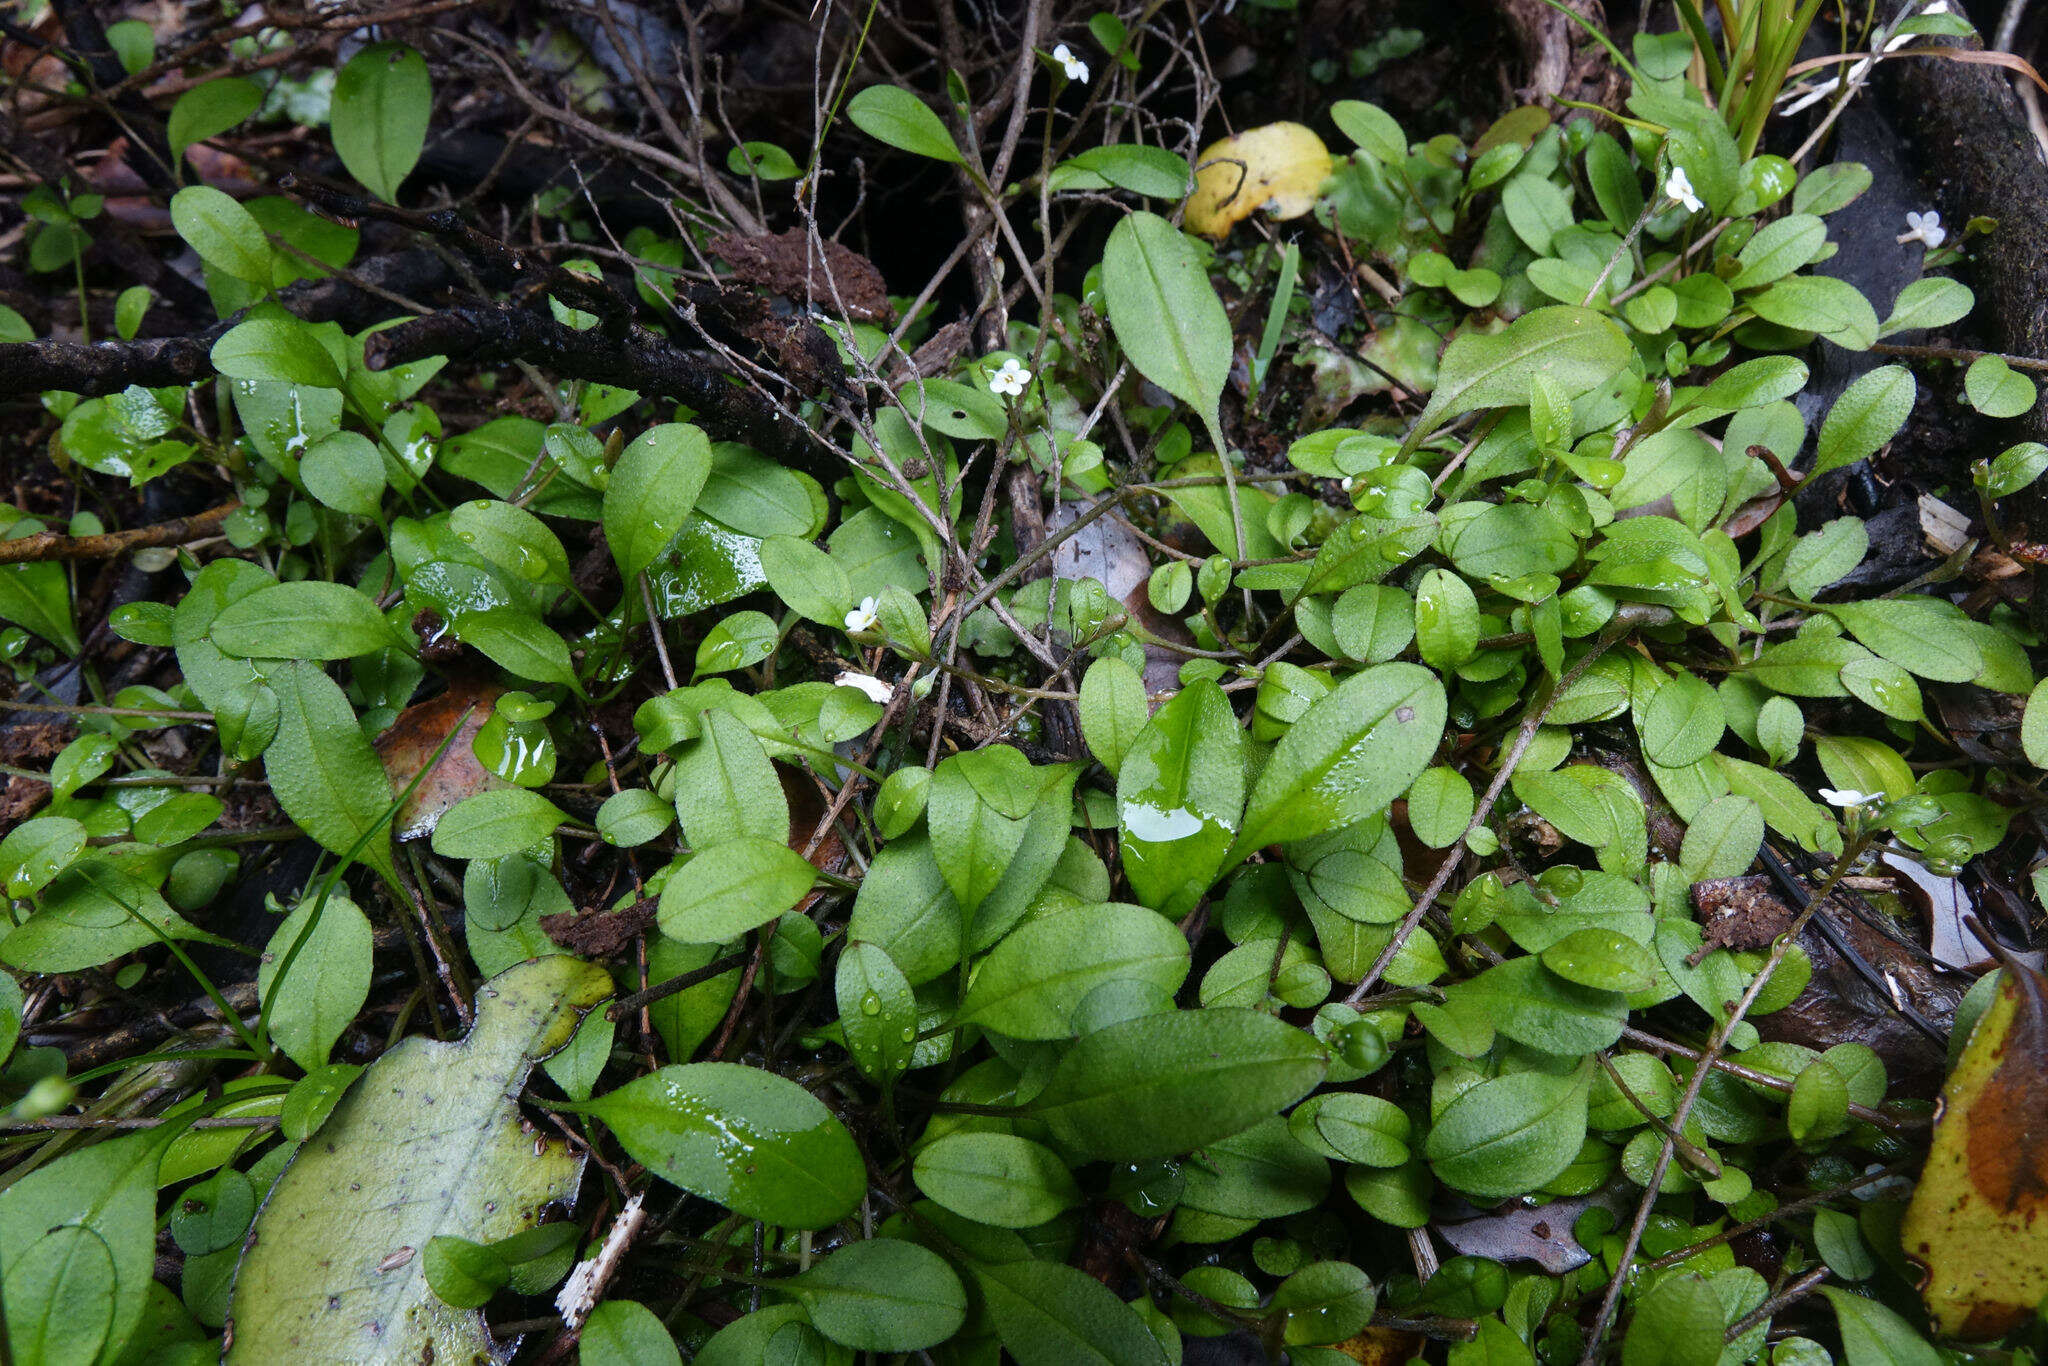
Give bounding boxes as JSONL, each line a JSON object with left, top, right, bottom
{"left": 860, "top": 994, "right": 881, "bottom": 1016}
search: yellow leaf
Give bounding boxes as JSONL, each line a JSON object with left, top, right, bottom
{"left": 1186, "top": 122, "right": 1334, "bottom": 239}
{"left": 1902, "top": 955, "right": 2048, "bottom": 1339}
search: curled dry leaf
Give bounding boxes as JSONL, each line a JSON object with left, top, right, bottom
{"left": 1187, "top": 122, "right": 1334, "bottom": 238}
{"left": 1903, "top": 952, "right": 2048, "bottom": 1339}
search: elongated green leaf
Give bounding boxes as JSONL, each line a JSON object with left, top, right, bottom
{"left": 210, "top": 582, "right": 392, "bottom": 660}
{"left": 227, "top": 957, "right": 612, "bottom": 1364}
{"left": 657, "top": 836, "right": 817, "bottom": 944}
{"left": 913, "top": 1133, "right": 1082, "bottom": 1228}
{"left": 1116, "top": 679, "right": 1243, "bottom": 915}
{"left": 1028, "top": 1008, "right": 1328, "bottom": 1160}
{"left": 606, "top": 423, "right": 712, "bottom": 580}
{"left": 1811, "top": 366, "right": 1914, "bottom": 479}
{"left": 957, "top": 902, "right": 1188, "bottom": 1039}
{"left": 785, "top": 1239, "right": 966, "bottom": 1351}
{"left": 1233, "top": 663, "right": 1445, "bottom": 857}
{"left": 430, "top": 788, "right": 568, "bottom": 860}
{"left": 847, "top": 86, "right": 965, "bottom": 164}
{"left": 1402, "top": 306, "right": 1631, "bottom": 454}
{"left": 259, "top": 894, "right": 374, "bottom": 1073}
{"left": 211, "top": 313, "right": 343, "bottom": 388}
{"left": 976, "top": 1257, "right": 1172, "bottom": 1366}
{"left": 0, "top": 1129, "right": 164, "bottom": 1366}
{"left": 581, "top": 1062, "right": 864, "bottom": 1228}
{"left": 1423, "top": 1065, "right": 1591, "bottom": 1200}
{"left": 170, "top": 185, "right": 271, "bottom": 284}
{"left": 1102, "top": 211, "right": 1232, "bottom": 452}
{"left": 260, "top": 660, "right": 398, "bottom": 880}
{"left": 332, "top": 43, "right": 431, "bottom": 202}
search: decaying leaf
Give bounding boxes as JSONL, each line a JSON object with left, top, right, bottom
{"left": 1902, "top": 952, "right": 2048, "bottom": 1339}
{"left": 1187, "top": 122, "right": 1334, "bottom": 238}
{"left": 225, "top": 956, "right": 613, "bottom": 1364}
{"left": 374, "top": 682, "right": 502, "bottom": 841}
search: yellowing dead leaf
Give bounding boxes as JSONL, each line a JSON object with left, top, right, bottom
{"left": 375, "top": 682, "right": 504, "bottom": 841}
{"left": 1902, "top": 955, "right": 2048, "bottom": 1339}
{"left": 1187, "top": 122, "right": 1334, "bottom": 238}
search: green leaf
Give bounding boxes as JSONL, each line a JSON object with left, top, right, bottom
{"left": 726, "top": 141, "right": 801, "bottom": 180}
{"left": 786, "top": 1239, "right": 966, "bottom": 1352}
{"left": 1540, "top": 927, "right": 1659, "bottom": 995}
{"left": 957, "top": 902, "right": 1189, "bottom": 1039}
{"left": 1749, "top": 275, "right": 1880, "bottom": 351}
{"left": 975, "top": 1258, "right": 1173, "bottom": 1366}
{"left": 226, "top": 957, "right": 613, "bottom": 1363}
{"left": 1783, "top": 516, "right": 1868, "bottom": 599}
{"left": 581, "top": 1301, "right": 683, "bottom": 1366}
{"left": 1274, "top": 1261, "right": 1376, "bottom": 1346}
{"left": 1102, "top": 211, "right": 1232, "bottom": 461}
{"left": 2024, "top": 678, "right": 2048, "bottom": 768}
{"left": 1233, "top": 663, "right": 1446, "bottom": 857}
{"left": 1621, "top": 1273, "right": 1725, "bottom": 1366}
{"left": 1415, "top": 567, "right": 1479, "bottom": 670}
{"left": 836, "top": 940, "right": 916, "bottom": 1083}
{"left": 1819, "top": 1288, "right": 1941, "bottom": 1366}
{"left": 1824, "top": 597, "right": 1982, "bottom": 683}
{"left": 1811, "top": 366, "right": 1915, "bottom": 479}
{"left": 1639, "top": 671, "right": 1723, "bottom": 768}
{"left": 1116, "top": 679, "right": 1243, "bottom": 915}
{"left": 332, "top": 43, "right": 432, "bottom": 202}
{"left": 1728, "top": 214, "right": 1826, "bottom": 290}
{"left": 5, "top": 1225, "right": 116, "bottom": 1366}
{"left": 606, "top": 423, "right": 712, "bottom": 580}
{"left": 1814, "top": 1208, "right": 1877, "bottom": 1280}
{"left": 759, "top": 534, "right": 852, "bottom": 626}
{"left": 581, "top": 1062, "right": 864, "bottom": 1228}
{"left": 423, "top": 1235, "right": 507, "bottom": 1310}
{"left": 1331, "top": 100, "right": 1408, "bottom": 163}
{"left": 672, "top": 708, "right": 789, "bottom": 847}
{"left": 259, "top": 894, "right": 373, "bottom": 1072}
{"left": 844, "top": 836, "right": 962, "bottom": 986}
{"left": 1454, "top": 957, "right": 1625, "bottom": 1054}
{"left": 913, "top": 1133, "right": 1082, "bottom": 1228}
{"left": 1405, "top": 766, "right": 1475, "bottom": 849}
{"left": 1788, "top": 1058, "right": 1850, "bottom": 1141}
{"left": 302, "top": 431, "right": 387, "bottom": 516}
{"left": 0, "top": 858, "right": 204, "bottom": 972}
{"left": 1027, "top": 1007, "right": 1328, "bottom": 1160}
{"left": 211, "top": 582, "right": 392, "bottom": 659}
{"left": 211, "top": 313, "right": 343, "bottom": 388}
{"left": 264, "top": 660, "right": 397, "bottom": 880}
{"left": 170, "top": 185, "right": 272, "bottom": 284}
{"left": 846, "top": 85, "right": 966, "bottom": 163}
{"left": 431, "top": 788, "right": 568, "bottom": 860}
{"left": 1680, "top": 795, "right": 1763, "bottom": 882}
{"left": 1402, "top": 306, "right": 1632, "bottom": 455}
{"left": 1423, "top": 1065, "right": 1591, "bottom": 1200}
{"left": 1079, "top": 656, "right": 1148, "bottom": 777}
{"left": 0, "top": 1128, "right": 164, "bottom": 1366}
{"left": 657, "top": 836, "right": 817, "bottom": 944}
{"left": 1879, "top": 276, "right": 1975, "bottom": 338}
{"left": 1965, "top": 355, "right": 2038, "bottom": 419}
{"left": 168, "top": 77, "right": 262, "bottom": 161}
{"left": 1047, "top": 144, "right": 1193, "bottom": 197}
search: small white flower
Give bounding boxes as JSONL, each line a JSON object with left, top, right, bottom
{"left": 1052, "top": 43, "right": 1090, "bottom": 83}
{"left": 1664, "top": 166, "right": 1703, "bottom": 214}
{"left": 1901, "top": 209, "right": 1946, "bottom": 249}
{"left": 835, "top": 670, "right": 892, "bottom": 704}
{"left": 988, "top": 356, "right": 1032, "bottom": 398}
{"left": 1818, "top": 787, "right": 1879, "bottom": 808}
{"left": 844, "top": 595, "right": 879, "bottom": 633}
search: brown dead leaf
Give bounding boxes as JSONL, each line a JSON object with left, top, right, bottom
{"left": 1330, "top": 1326, "right": 1425, "bottom": 1366}
{"left": 709, "top": 228, "right": 891, "bottom": 322}
{"left": 1903, "top": 951, "right": 2048, "bottom": 1339}
{"left": 374, "top": 683, "right": 503, "bottom": 841}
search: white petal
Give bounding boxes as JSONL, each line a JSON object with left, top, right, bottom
{"left": 1053, "top": 43, "right": 1073, "bottom": 61}
{"left": 835, "top": 671, "right": 893, "bottom": 704}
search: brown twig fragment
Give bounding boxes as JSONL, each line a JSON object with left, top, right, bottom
{"left": 0, "top": 502, "right": 239, "bottom": 565}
